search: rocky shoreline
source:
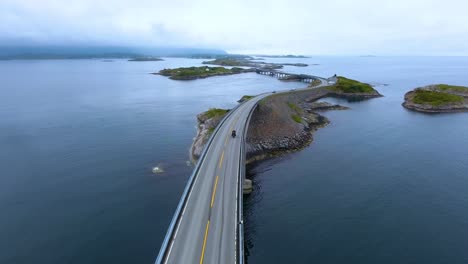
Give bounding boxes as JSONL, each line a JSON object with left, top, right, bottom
{"left": 402, "top": 85, "right": 468, "bottom": 113}
{"left": 190, "top": 109, "right": 229, "bottom": 161}
{"left": 191, "top": 78, "right": 382, "bottom": 164}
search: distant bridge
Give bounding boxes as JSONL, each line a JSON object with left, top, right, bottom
{"left": 255, "top": 68, "right": 325, "bottom": 83}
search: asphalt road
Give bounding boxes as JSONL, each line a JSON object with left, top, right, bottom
{"left": 164, "top": 94, "right": 269, "bottom": 264}
{"left": 161, "top": 76, "right": 332, "bottom": 264}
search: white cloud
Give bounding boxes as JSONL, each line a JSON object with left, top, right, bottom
{"left": 1, "top": 0, "right": 468, "bottom": 55}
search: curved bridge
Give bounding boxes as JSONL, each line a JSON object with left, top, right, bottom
{"left": 156, "top": 93, "right": 270, "bottom": 264}
{"left": 156, "top": 76, "right": 333, "bottom": 264}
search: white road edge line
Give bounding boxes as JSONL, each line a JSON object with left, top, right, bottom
{"left": 165, "top": 115, "right": 234, "bottom": 263}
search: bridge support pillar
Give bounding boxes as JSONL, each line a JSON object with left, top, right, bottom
{"left": 243, "top": 179, "right": 253, "bottom": 194}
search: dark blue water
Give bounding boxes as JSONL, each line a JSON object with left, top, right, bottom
{"left": 246, "top": 56, "right": 468, "bottom": 264}
{"left": 0, "top": 57, "right": 467, "bottom": 263}
{"left": 0, "top": 58, "right": 297, "bottom": 263}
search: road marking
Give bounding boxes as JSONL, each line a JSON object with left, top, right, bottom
{"left": 218, "top": 151, "right": 224, "bottom": 169}
{"left": 163, "top": 95, "right": 271, "bottom": 263}
{"left": 199, "top": 220, "right": 210, "bottom": 264}
{"left": 211, "top": 176, "right": 219, "bottom": 208}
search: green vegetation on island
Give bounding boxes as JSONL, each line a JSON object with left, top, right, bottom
{"left": 204, "top": 108, "right": 229, "bottom": 119}
{"left": 238, "top": 95, "right": 255, "bottom": 103}
{"left": 287, "top": 102, "right": 301, "bottom": 112}
{"left": 207, "top": 127, "right": 215, "bottom": 135}
{"left": 203, "top": 58, "right": 249, "bottom": 66}
{"left": 282, "top": 63, "right": 308, "bottom": 67}
{"left": 157, "top": 66, "right": 251, "bottom": 80}
{"left": 287, "top": 102, "right": 303, "bottom": 123}
{"left": 435, "top": 84, "right": 468, "bottom": 94}
{"left": 332, "top": 76, "right": 375, "bottom": 93}
{"left": 291, "top": 114, "right": 302, "bottom": 123}
{"left": 403, "top": 84, "right": 468, "bottom": 113}
{"left": 412, "top": 90, "right": 463, "bottom": 106}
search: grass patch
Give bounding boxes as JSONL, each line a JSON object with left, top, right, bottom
{"left": 240, "top": 95, "right": 255, "bottom": 101}
{"left": 203, "top": 58, "right": 250, "bottom": 66}
{"left": 333, "top": 76, "right": 375, "bottom": 93}
{"left": 435, "top": 84, "right": 468, "bottom": 93}
{"left": 159, "top": 66, "right": 239, "bottom": 79}
{"left": 205, "top": 108, "right": 229, "bottom": 119}
{"left": 413, "top": 90, "right": 464, "bottom": 106}
{"left": 287, "top": 102, "right": 301, "bottom": 112}
{"left": 291, "top": 114, "right": 302, "bottom": 123}
{"left": 231, "top": 67, "right": 244, "bottom": 73}
{"left": 207, "top": 127, "right": 215, "bottom": 135}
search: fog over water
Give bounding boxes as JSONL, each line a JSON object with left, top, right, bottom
{"left": 2, "top": 0, "right": 468, "bottom": 55}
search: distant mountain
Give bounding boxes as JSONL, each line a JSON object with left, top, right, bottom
{"left": 0, "top": 45, "right": 227, "bottom": 60}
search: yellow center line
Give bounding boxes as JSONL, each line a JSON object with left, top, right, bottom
{"left": 218, "top": 151, "right": 224, "bottom": 169}
{"left": 199, "top": 220, "right": 210, "bottom": 264}
{"left": 210, "top": 176, "right": 219, "bottom": 208}
{"left": 198, "top": 114, "right": 244, "bottom": 264}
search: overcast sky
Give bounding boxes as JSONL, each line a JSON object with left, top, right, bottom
{"left": 1, "top": 0, "right": 468, "bottom": 55}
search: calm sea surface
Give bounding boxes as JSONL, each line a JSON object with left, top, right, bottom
{"left": 0, "top": 57, "right": 467, "bottom": 263}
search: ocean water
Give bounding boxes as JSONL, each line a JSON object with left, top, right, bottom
{"left": 245, "top": 56, "right": 468, "bottom": 263}
{"left": 0, "top": 56, "right": 467, "bottom": 263}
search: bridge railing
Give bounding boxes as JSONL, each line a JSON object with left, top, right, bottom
{"left": 155, "top": 101, "right": 245, "bottom": 264}
{"left": 237, "top": 100, "right": 260, "bottom": 264}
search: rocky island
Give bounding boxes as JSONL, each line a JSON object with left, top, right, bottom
{"left": 402, "top": 84, "right": 468, "bottom": 113}
{"left": 191, "top": 76, "right": 382, "bottom": 162}
{"left": 281, "top": 63, "right": 308, "bottom": 67}
{"left": 128, "top": 57, "right": 163, "bottom": 61}
{"left": 256, "top": 55, "right": 310, "bottom": 58}
{"left": 328, "top": 76, "right": 382, "bottom": 100}
{"left": 202, "top": 58, "right": 308, "bottom": 69}
{"left": 154, "top": 66, "right": 254, "bottom": 80}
